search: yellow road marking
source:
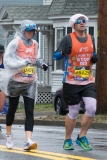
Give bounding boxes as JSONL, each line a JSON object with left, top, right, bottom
{"left": 0, "top": 145, "right": 97, "bottom": 160}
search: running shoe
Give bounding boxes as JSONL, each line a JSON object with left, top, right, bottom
{"left": 24, "top": 139, "right": 38, "bottom": 150}
{"left": 6, "top": 134, "right": 13, "bottom": 149}
{"left": 63, "top": 139, "right": 74, "bottom": 150}
{"left": 76, "top": 135, "right": 93, "bottom": 151}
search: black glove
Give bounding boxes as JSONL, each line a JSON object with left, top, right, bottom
{"left": 91, "top": 54, "right": 98, "bottom": 64}
{"left": 62, "top": 46, "right": 71, "bottom": 56}
{"left": 42, "top": 64, "right": 48, "bottom": 71}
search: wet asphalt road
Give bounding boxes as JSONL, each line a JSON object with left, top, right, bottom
{"left": 0, "top": 124, "right": 107, "bottom": 160}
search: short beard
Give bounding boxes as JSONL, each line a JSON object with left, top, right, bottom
{"left": 77, "top": 28, "right": 85, "bottom": 33}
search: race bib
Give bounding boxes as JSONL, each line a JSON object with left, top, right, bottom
{"left": 74, "top": 66, "right": 90, "bottom": 81}
{"left": 22, "top": 65, "right": 35, "bottom": 75}
{"left": 75, "top": 69, "right": 90, "bottom": 78}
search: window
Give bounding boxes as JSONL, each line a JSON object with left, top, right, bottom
{"left": 56, "top": 28, "right": 63, "bottom": 47}
{"left": 55, "top": 28, "right": 65, "bottom": 70}
{"left": 38, "top": 32, "right": 44, "bottom": 59}
{"left": 89, "top": 27, "right": 94, "bottom": 36}
{"left": 67, "top": 27, "right": 72, "bottom": 34}
{"left": 85, "top": 27, "right": 94, "bottom": 36}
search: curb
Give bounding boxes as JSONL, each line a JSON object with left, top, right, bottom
{"left": 0, "top": 119, "right": 107, "bottom": 130}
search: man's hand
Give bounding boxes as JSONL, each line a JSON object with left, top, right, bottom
{"left": 42, "top": 64, "right": 48, "bottom": 71}
{"left": 91, "top": 52, "right": 98, "bottom": 64}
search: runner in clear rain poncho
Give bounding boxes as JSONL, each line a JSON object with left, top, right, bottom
{"left": 1, "top": 19, "right": 48, "bottom": 150}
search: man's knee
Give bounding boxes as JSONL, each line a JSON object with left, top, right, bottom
{"left": 85, "top": 98, "right": 97, "bottom": 117}
{"left": 85, "top": 106, "right": 96, "bottom": 117}
{"left": 68, "top": 104, "right": 80, "bottom": 119}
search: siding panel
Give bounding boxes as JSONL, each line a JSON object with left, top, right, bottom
{"left": 51, "top": 71, "right": 63, "bottom": 92}
{"left": 0, "top": 0, "right": 43, "bottom": 8}
{"left": 43, "top": 0, "right": 52, "bottom": 5}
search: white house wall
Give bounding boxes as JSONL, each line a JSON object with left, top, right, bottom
{"left": 51, "top": 70, "right": 64, "bottom": 92}
{"left": 43, "top": 0, "right": 52, "bottom": 5}
{"left": 44, "top": 34, "right": 48, "bottom": 85}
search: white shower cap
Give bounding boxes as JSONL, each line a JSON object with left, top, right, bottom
{"left": 69, "top": 13, "right": 88, "bottom": 28}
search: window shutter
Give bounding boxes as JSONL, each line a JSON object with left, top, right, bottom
{"left": 36, "top": 31, "right": 39, "bottom": 42}
{"left": 89, "top": 27, "right": 94, "bottom": 36}
{"left": 33, "top": 32, "right": 39, "bottom": 42}
{"left": 33, "top": 33, "right": 36, "bottom": 41}
{"left": 63, "top": 27, "right": 66, "bottom": 36}
{"left": 67, "top": 27, "right": 72, "bottom": 34}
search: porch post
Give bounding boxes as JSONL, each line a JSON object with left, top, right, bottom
{"left": 42, "top": 31, "right": 49, "bottom": 86}
{"left": 3, "top": 30, "right": 9, "bottom": 50}
{"left": 48, "top": 30, "right": 53, "bottom": 86}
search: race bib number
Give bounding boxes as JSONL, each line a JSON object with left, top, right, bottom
{"left": 75, "top": 70, "right": 90, "bottom": 78}
{"left": 22, "top": 65, "right": 35, "bottom": 75}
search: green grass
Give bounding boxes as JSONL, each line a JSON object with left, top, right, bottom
{"left": 76, "top": 114, "right": 107, "bottom": 123}
{"left": 17, "top": 103, "right": 54, "bottom": 113}
{"left": 33, "top": 112, "right": 107, "bottom": 123}
{"left": 34, "top": 103, "right": 54, "bottom": 112}
{"left": 16, "top": 103, "right": 107, "bottom": 123}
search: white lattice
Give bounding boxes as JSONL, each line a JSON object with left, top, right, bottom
{"left": 36, "top": 92, "right": 52, "bottom": 103}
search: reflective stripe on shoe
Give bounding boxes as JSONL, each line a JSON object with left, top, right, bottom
{"left": 24, "top": 139, "right": 38, "bottom": 150}
{"left": 63, "top": 139, "right": 74, "bottom": 150}
{"left": 76, "top": 135, "right": 93, "bottom": 151}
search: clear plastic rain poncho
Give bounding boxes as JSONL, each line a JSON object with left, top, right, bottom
{"left": 0, "top": 20, "right": 45, "bottom": 100}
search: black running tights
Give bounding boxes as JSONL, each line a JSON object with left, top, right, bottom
{"left": 6, "top": 96, "right": 34, "bottom": 131}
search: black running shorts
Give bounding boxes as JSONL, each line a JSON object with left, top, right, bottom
{"left": 63, "top": 82, "right": 96, "bottom": 105}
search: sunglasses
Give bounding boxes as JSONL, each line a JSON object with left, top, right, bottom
{"left": 75, "top": 19, "right": 86, "bottom": 24}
